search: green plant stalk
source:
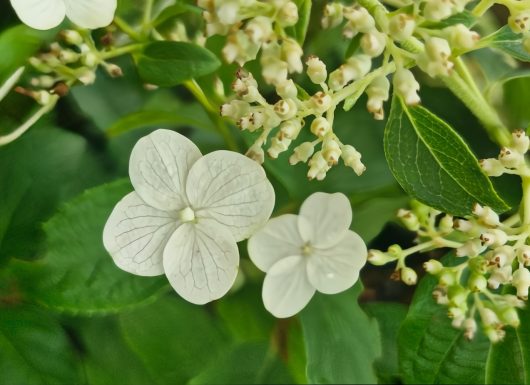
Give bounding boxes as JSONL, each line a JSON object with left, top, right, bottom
{"left": 114, "top": 16, "right": 142, "bottom": 41}
{"left": 521, "top": 176, "right": 530, "bottom": 224}
{"left": 184, "top": 80, "right": 239, "bottom": 152}
{"left": 472, "top": 0, "right": 495, "bottom": 16}
{"left": 442, "top": 71, "right": 511, "bottom": 147}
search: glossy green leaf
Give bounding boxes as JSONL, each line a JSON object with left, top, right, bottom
{"left": 364, "top": 302, "right": 407, "bottom": 384}
{"left": 501, "top": 74, "right": 530, "bottom": 128}
{"left": 18, "top": 179, "right": 168, "bottom": 314}
{"left": 0, "top": 306, "right": 81, "bottom": 385}
{"left": 188, "top": 342, "right": 293, "bottom": 385}
{"left": 0, "top": 25, "right": 55, "bottom": 83}
{"left": 152, "top": 2, "right": 202, "bottom": 26}
{"left": 120, "top": 295, "right": 230, "bottom": 384}
{"left": 483, "top": 26, "right": 530, "bottom": 62}
{"left": 136, "top": 41, "right": 221, "bottom": 87}
{"left": 398, "top": 255, "right": 490, "bottom": 384}
{"left": 384, "top": 95, "right": 509, "bottom": 216}
{"left": 300, "top": 283, "right": 381, "bottom": 384}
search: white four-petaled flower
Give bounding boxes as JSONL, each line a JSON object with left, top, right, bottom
{"left": 103, "top": 129, "right": 275, "bottom": 305}
{"left": 248, "top": 192, "right": 367, "bottom": 318}
{"left": 10, "top": 0, "right": 117, "bottom": 30}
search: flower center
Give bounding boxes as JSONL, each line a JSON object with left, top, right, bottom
{"left": 178, "top": 207, "right": 196, "bottom": 223}
{"left": 301, "top": 242, "right": 313, "bottom": 257}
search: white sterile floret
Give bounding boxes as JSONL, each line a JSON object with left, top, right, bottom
{"left": 103, "top": 129, "right": 275, "bottom": 305}
{"left": 10, "top": 0, "right": 117, "bottom": 30}
{"left": 248, "top": 192, "right": 368, "bottom": 318}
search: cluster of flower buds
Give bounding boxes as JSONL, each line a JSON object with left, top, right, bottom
{"left": 198, "top": 0, "right": 302, "bottom": 85}
{"left": 480, "top": 129, "right": 530, "bottom": 178}
{"left": 21, "top": 30, "right": 122, "bottom": 106}
{"left": 368, "top": 188, "right": 530, "bottom": 342}
{"left": 221, "top": 56, "right": 369, "bottom": 179}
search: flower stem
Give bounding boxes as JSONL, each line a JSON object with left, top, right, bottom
{"left": 114, "top": 16, "right": 142, "bottom": 41}
{"left": 142, "top": 0, "right": 156, "bottom": 37}
{"left": 521, "top": 176, "right": 530, "bottom": 224}
{"left": 184, "top": 80, "right": 239, "bottom": 152}
{"left": 472, "top": 0, "right": 495, "bottom": 16}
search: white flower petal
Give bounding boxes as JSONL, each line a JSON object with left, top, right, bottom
{"left": 298, "top": 192, "right": 352, "bottom": 248}
{"left": 64, "top": 0, "right": 117, "bottom": 29}
{"left": 129, "top": 129, "right": 202, "bottom": 211}
{"left": 10, "top": 0, "right": 66, "bottom": 30}
{"left": 163, "top": 221, "right": 239, "bottom": 305}
{"left": 103, "top": 192, "right": 178, "bottom": 276}
{"left": 248, "top": 214, "right": 303, "bottom": 272}
{"left": 307, "top": 230, "right": 367, "bottom": 294}
{"left": 186, "top": 150, "right": 275, "bottom": 242}
{"left": 262, "top": 255, "right": 315, "bottom": 318}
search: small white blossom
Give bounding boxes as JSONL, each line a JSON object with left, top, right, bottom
{"left": 10, "top": 0, "right": 117, "bottom": 30}
{"left": 248, "top": 192, "right": 367, "bottom": 318}
{"left": 104, "top": 129, "right": 275, "bottom": 305}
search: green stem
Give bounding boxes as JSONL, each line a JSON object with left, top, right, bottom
{"left": 472, "top": 0, "right": 495, "bottom": 17}
{"left": 442, "top": 71, "right": 511, "bottom": 147}
{"left": 521, "top": 176, "right": 530, "bottom": 224}
{"left": 184, "top": 80, "right": 239, "bottom": 152}
{"left": 142, "top": 0, "right": 155, "bottom": 37}
{"left": 114, "top": 16, "right": 142, "bottom": 41}
{"left": 100, "top": 44, "right": 144, "bottom": 60}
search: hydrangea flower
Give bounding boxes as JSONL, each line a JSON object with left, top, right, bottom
{"left": 248, "top": 192, "right": 367, "bottom": 318}
{"left": 10, "top": 0, "right": 117, "bottom": 30}
{"left": 103, "top": 129, "right": 275, "bottom": 304}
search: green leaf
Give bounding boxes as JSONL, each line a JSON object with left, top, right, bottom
{"left": 120, "top": 295, "right": 230, "bottom": 384}
{"left": 483, "top": 26, "right": 530, "bottom": 62}
{"left": 75, "top": 318, "right": 155, "bottom": 385}
{"left": 152, "top": 2, "right": 202, "bottom": 26}
{"left": 345, "top": 34, "right": 362, "bottom": 59}
{"left": 398, "top": 254, "right": 490, "bottom": 384}
{"left": 364, "top": 302, "right": 407, "bottom": 384}
{"left": 286, "top": 0, "right": 312, "bottom": 45}
{"left": 420, "top": 11, "right": 477, "bottom": 29}
{"left": 384, "top": 95, "right": 509, "bottom": 216}
{"left": 500, "top": 74, "right": 530, "bottom": 128}
{"left": 0, "top": 25, "right": 55, "bottom": 83}
{"left": 17, "top": 179, "right": 168, "bottom": 314}
{"left": 0, "top": 306, "right": 81, "bottom": 385}
{"left": 300, "top": 283, "right": 381, "bottom": 384}
{"left": 188, "top": 342, "right": 293, "bottom": 385}
{"left": 136, "top": 41, "right": 221, "bottom": 87}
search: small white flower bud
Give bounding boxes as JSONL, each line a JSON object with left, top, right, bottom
{"left": 512, "top": 267, "right": 530, "bottom": 299}
{"left": 322, "top": 2, "right": 344, "bottom": 29}
{"left": 518, "top": 245, "right": 530, "bottom": 266}
{"left": 59, "top": 49, "right": 80, "bottom": 64}
{"left": 307, "top": 151, "right": 330, "bottom": 180}
{"left": 480, "top": 229, "right": 508, "bottom": 247}
{"left": 499, "top": 147, "right": 524, "bottom": 168}
{"left": 393, "top": 68, "right": 421, "bottom": 105}
{"left": 289, "top": 142, "right": 315, "bottom": 165}
{"left": 310, "top": 91, "right": 332, "bottom": 114}
{"left": 389, "top": 14, "right": 416, "bottom": 41}
{"left": 500, "top": 307, "right": 520, "bottom": 328}
{"left": 276, "top": 79, "right": 298, "bottom": 99}
{"left": 263, "top": 109, "right": 282, "bottom": 129}
{"left": 280, "top": 119, "right": 303, "bottom": 139}
{"left": 456, "top": 239, "right": 482, "bottom": 257}
{"left": 322, "top": 138, "right": 342, "bottom": 165}
{"left": 424, "top": 259, "right": 444, "bottom": 274}
{"left": 508, "top": 10, "right": 530, "bottom": 34}
{"left": 463, "top": 318, "right": 477, "bottom": 340}
{"left": 310, "top": 117, "right": 331, "bottom": 137}
{"left": 366, "top": 76, "right": 390, "bottom": 120}
{"left": 490, "top": 246, "right": 515, "bottom": 267}
{"left": 306, "top": 56, "right": 328, "bottom": 84}
{"left": 479, "top": 158, "right": 505, "bottom": 177}
{"left": 423, "top": 0, "right": 454, "bottom": 21}
{"left": 61, "top": 30, "right": 83, "bottom": 45}
{"left": 453, "top": 218, "right": 474, "bottom": 233}
{"left": 246, "top": 144, "right": 265, "bottom": 164}
{"left": 397, "top": 208, "right": 420, "bottom": 231}
{"left": 433, "top": 288, "right": 449, "bottom": 304}
{"left": 488, "top": 265, "right": 512, "bottom": 289}
{"left": 268, "top": 135, "right": 292, "bottom": 159}
{"left": 439, "top": 214, "right": 454, "bottom": 234}
{"left": 472, "top": 203, "right": 500, "bottom": 226}
{"left": 83, "top": 52, "right": 99, "bottom": 67}
{"left": 282, "top": 38, "right": 304, "bottom": 73}
{"left": 341, "top": 145, "right": 366, "bottom": 175}
{"left": 401, "top": 267, "right": 418, "bottom": 285}
{"left": 104, "top": 63, "right": 123, "bottom": 78}
{"left": 343, "top": 6, "right": 375, "bottom": 33}
{"left": 221, "top": 100, "right": 250, "bottom": 119}
{"left": 361, "top": 30, "right": 387, "bottom": 57}
{"left": 216, "top": 0, "right": 240, "bottom": 24}
{"left": 445, "top": 24, "right": 479, "bottom": 50}
{"left": 448, "top": 306, "right": 465, "bottom": 321}
{"left": 34, "top": 90, "right": 53, "bottom": 105}
{"left": 277, "top": 1, "right": 299, "bottom": 27}
{"left": 78, "top": 69, "right": 96, "bottom": 85}
{"left": 481, "top": 307, "right": 501, "bottom": 327}
{"left": 512, "top": 129, "right": 530, "bottom": 154}
{"left": 344, "top": 54, "right": 372, "bottom": 80}
{"left": 261, "top": 58, "right": 288, "bottom": 85}
{"left": 367, "top": 249, "right": 396, "bottom": 265}
{"left": 245, "top": 16, "right": 273, "bottom": 44}
{"left": 274, "top": 99, "right": 298, "bottom": 120}
{"left": 468, "top": 273, "right": 487, "bottom": 292}
{"left": 417, "top": 37, "right": 453, "bottom": 78}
